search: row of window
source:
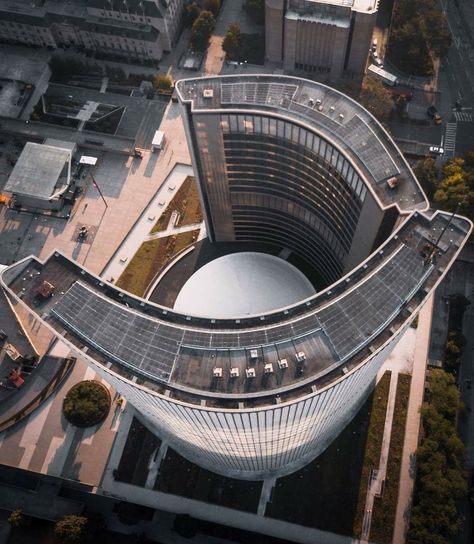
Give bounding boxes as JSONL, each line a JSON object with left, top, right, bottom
{"left": 220, "top": 114, "right": 367, "bottom": 203}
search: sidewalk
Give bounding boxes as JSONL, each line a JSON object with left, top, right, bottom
{"left": 393, "top": 295, "right": 434, "bottom": 543}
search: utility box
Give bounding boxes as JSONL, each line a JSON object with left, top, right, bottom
{"left": 152, "top": 130, "right": 165, "bottom": 152}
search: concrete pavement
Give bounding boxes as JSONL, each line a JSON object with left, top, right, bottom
{"left": 100, "top": 163, "right": 193, "bottom": 282}
{"left": 393, "top": 296, "right": 434, "bottom": 544}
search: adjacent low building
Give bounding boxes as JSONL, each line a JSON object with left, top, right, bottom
{"left": 3, "top": 141, "right": 75, "bottom": 211}
{"left": 266, "top": 0, "right": 378, "bottom": 79}
{"left": 0, "top": 0, "right": 185, "bottom": 62}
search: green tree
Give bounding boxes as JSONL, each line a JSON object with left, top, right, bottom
{"left": 407, "top": 369, "right": 467, "bottom": 543}
{"left": 424, "top": 9, "right": 451, "bottom": 57}
{"left": 222, "top": 23, "right": 241, "bottom": 60}
{"left": 464, "top": 150, "right": 474, "bottom": 168}
{"left": 8, "top": 510, "right": 24, "bottom": 528}
{"left": 153, "top": 73, "right": 173, "bottom": 92}
{"left": 413, "top": 157, "right": 438, "bottom": 199}
{"left": 183, "top": 1, "right": 200, "bottom": 27}
{"left": 55, "top": 515, "right": 88, "bottom": 544}
{"left": 245, "top": 0, "right": 265, "bottom": 24}
{"left": 203, "top": 0, "right": 220, "bottom": 16}
{"left": 434, "top": 158, "right": 474, "bottom": 216}
{"left": 190, "top": 10, "right": 215, "bottom": 51}
{"left": 359, "top": 78, "right": 393, "bottom": 122}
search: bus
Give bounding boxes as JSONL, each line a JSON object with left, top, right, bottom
{"left": 367, "top": 64, "right": 398, "bottom": 87}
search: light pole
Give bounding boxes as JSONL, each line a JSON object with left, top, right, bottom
{"left": 90, "top": 174, "right": 108, "bottom": 209}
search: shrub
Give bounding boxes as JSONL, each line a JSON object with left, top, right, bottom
{"left": 63, "top": 381, "right": 110, "bottom": 427}
{"left": 55, "top": 515, "right": 88, "bottom": 543}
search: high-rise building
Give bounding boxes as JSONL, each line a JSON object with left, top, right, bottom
{"left": 1, "top": 76, "right": 471, "bottom": 480}
{"left": 266, "top": 0, "right": 378, "bottom": 78}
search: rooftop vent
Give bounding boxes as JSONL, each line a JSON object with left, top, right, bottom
{"left": 278, "top": 359, "right": 288, "bottom": 369}
{"left": 203, "top": 89, "right": 214, "bottom": 98}
{"left": 296, "top": 351, "right": 306, "bottom": 363}
{"left": 387, "top": 176, "right": 399, "bottom": 189}
{"left": 246, "top": 368, "right": 256, "bottom": 378}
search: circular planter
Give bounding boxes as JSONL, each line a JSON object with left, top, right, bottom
{"left": 63, "top": 380, "right": 111, "bottom": 427}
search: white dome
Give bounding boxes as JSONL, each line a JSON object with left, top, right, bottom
{"left": 174, "top": 252, "right": 316, "bottom": 318}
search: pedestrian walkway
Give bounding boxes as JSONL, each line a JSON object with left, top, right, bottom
{"left": 454, "top": 111, "right": 474, "bottom": 122}
{"left": 393, "top": 296, "right": 434, "bottom": 543}
{"left": 145, "top": 222, "right": 203, "bottom": 242}
{"left": 100, "top": 163, "right": 193, "bottom": 282}
{"left": 443, "top": 122, "right": 457, "bottom": 156}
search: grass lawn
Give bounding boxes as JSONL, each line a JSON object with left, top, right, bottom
{"left": 115, "top": 229, "right": 199, "bottom": 297}
{"left": 369, "top": 373, "right": 411, "bottom": 544}
{"left": 151, "top": 176, "right": 202, "bottom": 233}
{"left": 352, "top": 371, "right": 392, "bottom": 538}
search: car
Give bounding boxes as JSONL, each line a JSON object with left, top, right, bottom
{"left": 429, "top": 146, "right": 444, "bottom": 155}
{"left": 434, "top": 113, "right": 443, "bottom": 125}
{"left": 427, "top": 105, "right": 437, "bottom": 118}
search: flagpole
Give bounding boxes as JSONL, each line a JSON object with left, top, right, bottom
{"left": 90, "top": 174, "right": 108, "bottom": 209}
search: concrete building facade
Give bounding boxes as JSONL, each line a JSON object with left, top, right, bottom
{"left": 265, "top": 0, "right": 378, "bottom": 79}
{"left": 0, "top": 0, "right": 184, "bottom": 62}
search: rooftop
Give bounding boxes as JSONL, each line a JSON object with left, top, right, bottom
{"left": 4, "top": 143, "right": 71, "bottom": 200}
{"left": 176, "top": 75, "right": 427, "bottom": 213}
{"left": 1, "top": 210, "right": 471, "bottom": 408}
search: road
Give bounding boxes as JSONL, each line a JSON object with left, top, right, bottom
{"left": 437, "top": 0, "right": 474, "bottom": 157}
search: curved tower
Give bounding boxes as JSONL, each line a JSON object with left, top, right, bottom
{"left": 1, "top": 75, "right": 471, "bottom": 480}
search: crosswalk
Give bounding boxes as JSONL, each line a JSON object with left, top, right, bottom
{"left": 454, "top": 111, "right": 474, "bottom": 122}
{"left": 443, "top": 122, "right": 457, "bottom": 156}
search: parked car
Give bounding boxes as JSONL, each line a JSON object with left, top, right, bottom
{"left": 429, "top": 146, "right": 444, "bottom": 155}
{"left": 427, "top": 105, "right": 437, "bottom": 118}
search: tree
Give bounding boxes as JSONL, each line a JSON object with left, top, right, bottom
{"left": 153, "top": 73, "right": 173, "bottom": 92}
{"left": 190, "top": 10, "right": 215, "bottom": 51}
{"left": 55, "top": 515, "right": 88, "bottom": 543}
{"left": 359, "top": 78, "right": 393, "bottom": 122}
{"left": 464, "top": 150, "right": 474, "bottom": 168}
{"left": 413, "top": 158, "right": 438, "bottom": 199}
{"left": 8, "top": 510, "right": 24, "bottom": 528}
{"left": 203, "top": 0, "right": 220, "bottom": 16}
{"left": 434, "top": 158, "right": 474, "bottom": 217}
{"left": 222, "top": 23, "right": 241, "bottom": 60}
{"left": 183, "top": 1, "right": 200, "bottom": 27}
{"left": 424, "top": 9, "right": 451, "bottom": 57}
{"left": 407, "top": 369, "right": 467, "bottom": 543}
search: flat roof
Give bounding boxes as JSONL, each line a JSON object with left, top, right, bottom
{"left": 176, "top": 75, "right": 428, "bottom": 213}
{"left": 1, "top": 210, "right": 471, "bottom": 408}
{"left": 4, "top": 142, "right": 70, "bottom": 200}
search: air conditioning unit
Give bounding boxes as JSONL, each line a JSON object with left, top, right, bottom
{"left": 230, "top": 367, "right": 239, "bottom": 378}
{"left": 264, "top": 363, "right": 274, "bottom": 374}
{"left": 203, "top": 89, "right": 214, "bottom": 98}
{"left": 246, "top": 368, "right": 256, "bottom": 378}
{"left": 278, "top": 358, "right": 288, "bottom": 369}
{"left": 250, "top": 349, "right": 258, "bottom": 359}
{"left": 213, "top": 367, "right": 223, "bottom": 378}
{"left": 296, "top": 351, "right": 306, "bottom": 363}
